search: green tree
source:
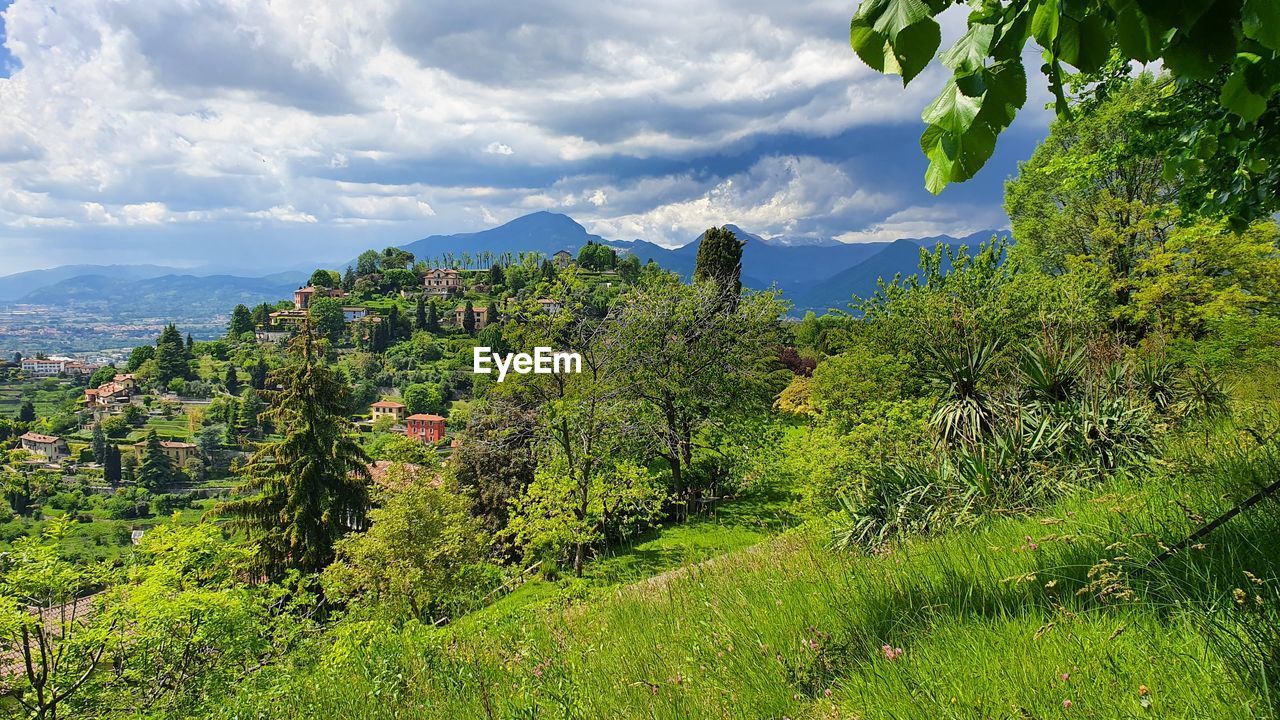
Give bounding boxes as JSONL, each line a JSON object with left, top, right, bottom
{"left": 322, "top": 468, "right": 488, "bottom": 621}
{"left": 91, "top": 423, "right": 108, "bottom": 464}
{"left": 308, "top": 298, "right": 345, "bottom": 344}
{"left": 249, "top": 358, "right": 268, "bottom": 390}
{"left": 381, "top": 247, "right": 415, "bottom": 270}
{"left": 228, "top": 304, "right": 254, "bottom": 337}
{"left": 341, "top": 265, "right": 356, "bottom": 291}
{"left": 236, "top": 387, "right": 263, "bottom": 436}
{"left": 462, "top": 300, "right": 476, "bottom": 335}
{"left": 88, "top": 364, "right": 116, "bottom": 389}
{"left": 216, "top": 327, "right": 371, "bottom": 576}
{"left": 356, "top": 249, "right": 380, "bottom": 275}
{"left": 17, "top": 400, "right": 35, "bottom": 422}
{"left": 103, "top": 444, "right": 122, "bottom": 486}
{"left": 308, "top": 268, "right": 338, "bottom": 288}
{"left": 136, "top": 430, "right": 173, "bottom": 489}
{"left": 693, "top": 226, "right": 745, "bottom": 307}
{"left": 126, "top": 344, "right": 154, "bottom": 372}
{"left": 846, "top": 0, "right": 1280, "bottom": 226}
{"left": 155, "top": 324, "right": 191, "bottom": 385}
{"left": 425, "top": 301, "right": 440, "bottom": 333}
{"left": 251, "top": 303, "right": 272, "bottom": 328}
{"left": 403, "top": 383, "right": 445, "bottom": 416}
{"left": 415, "top": 293, "right": 427, "bottom": 331}
{"left": 488, "top": 263, "right": 504, "bottom": 286}
{"left": 224, "top": 364, "right": 240, "bottom": 395}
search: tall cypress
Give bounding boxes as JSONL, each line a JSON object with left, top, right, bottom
{"left": 136, "top": 430, "right": 173, "bottom": 489}
{"left": 693, "top": 226, "right": 745, "bottom": 310}
{"left": 415, "top": 294, "right": 427, "bottom": 331}
{"left": 462, "top": 300, "right": 476, "bottom": 335}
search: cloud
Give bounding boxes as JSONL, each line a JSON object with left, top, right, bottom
{"left": 0, "top": 0, "right": 1042, "bottom": 272}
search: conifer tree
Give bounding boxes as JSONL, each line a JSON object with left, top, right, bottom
{"left": 136, "top": 430, "right": 172, "bottom": 489}
{"left": 155, "top": 324, "right": 191, "bottom": 384}
{"left": 224, "top": 365, "right": 240, "bottom": 395}
{"left": 415, "top": 294, "right": 427, "bottom": 331}
{"left": 216, "top": 325, "right": 370, "bottom": 576}
{"left": 693, "top": 226, "right": 745, "bottom": 310}
{"left": 91, "top": 423, "right": 108, "bottom": 464}
{"left": 103, "top": 444, "right": 122, "bottom": 486}
{"left": 462, "top": 300, "right": 476, "bottom": 335}
{"left": 228, "top": 304, "right": 254, "bottom": 338}
{"left": 425, "top": 301, "right": 439, "bottom": 333}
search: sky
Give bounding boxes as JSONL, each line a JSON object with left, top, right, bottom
{"left": 0, "top": 0, "right": 1052, "bottom": 275}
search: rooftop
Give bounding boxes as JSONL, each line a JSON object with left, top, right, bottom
{"left": 20, "top": 432, "right": 61, "bottom": 444}
{"left": 371, "top": 400, "right": 406, "bottom": 408}
{"left": 405, "top": 413, "right": 446, "bottom": 422}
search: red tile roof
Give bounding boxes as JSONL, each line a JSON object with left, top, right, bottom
{"left": 371, "top": 400, "right": 406, "bottom": 408}
{"left": 405, "top": 413, "right": 445, "bottom": 421}
{"left": 20, "top": 432, "right": 61, "bottom": 444}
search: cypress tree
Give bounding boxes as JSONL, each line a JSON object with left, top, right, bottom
{"left": 425, "top": 301, "right": 439, "bottom": 333}
{"left": 224, "top": 365, "right": 240, "bottom": 395}
{"left": 103, "top": 445, "right": 122, "bottom": 486}
{"left": 156, "top": 324, "right": 191, "bottom": 384}
{"left": 91, "top": 423, "right": 108, "bottom": 464}
{"left": 693, "top": 226, "right": 745, "bottom": 310}
{"left": 17, "top": 400, "right": 35, "bottom": 422}
{"left": 486, "top": 301, "right": 499, "bottom": 328}
{"left": 415, "top": 294, "right": 427, "bottom": 331}
{"left": 462, "top": 300, "right": 476, "bottom": 335}
{"left": 250, "top": 359, "right": 269, "bottom": 390}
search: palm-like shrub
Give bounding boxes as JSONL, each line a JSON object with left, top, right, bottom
{"left": 921, "top": 338, "right": 1002, "bottom": 445}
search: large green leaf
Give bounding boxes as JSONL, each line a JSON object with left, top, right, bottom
{"left": 1031, "top": 0, "right": 1060, "bottom": 48}
{"left": 922, "top": 79, "right": 983, "bottom": 134}
{"left": 1164, "top": 1, "right": 1241, "bottom": 79}
{"left": 893, "top": 18, "right": 943, "bottom": 84}
{"left": 1135, "top": 0, "right": 1215, "bottom": 28}
{"left": 1243, "top": 0, "right": 1280, "bottom": 51}
{"left": 871, "top": 0, "right": 931, "bottom": 41}
{"left": 1112, "top": 0, "right": 1166, "bottom": 62}
{"left": 1221, "top": 62, "right": 1268, "bottom": 121}
{"left": 850, "top": 19, "right": 891, "bottom": 72}
{"left": 941, "top": 23, "right": 995, "bottom": 74}
{"left": 920, "top": 120, "right": 999, "bottom": 193}
{"left": 1062, "top": 14, "right": 1110, "bottom": 72}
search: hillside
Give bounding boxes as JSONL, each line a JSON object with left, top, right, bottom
{"left": 17, "top": 271, "right": 307, "bottom": 317}
{"left": 0, "top": 264, "right": 182, "bottom": 302}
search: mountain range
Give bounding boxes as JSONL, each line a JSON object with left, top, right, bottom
{"left": 1, "top": 211, "right": 1009, "bottom": 320}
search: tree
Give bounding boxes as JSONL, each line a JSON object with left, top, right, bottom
{"left": 609, "top": 277, "right": 787, "bottom": 518}
{"left": 88, "top": 364, "right": 116, "bottom": 389}
{"left": 228, "top": 304, "right": 255, "bottom": 338}
{"left": 462, "top": 300, "right": 476, "bottom": 335}
{"left": 451, "top": 397, "right": 538, "bottom": 536}
{"left": 91, "top": 423, "right": 108, "bottom": 464}
{"left": 341, "top": 265, "right": 356, "bottom": 291}
{"left": 251, "top": 303, "right": 272, "bottom": 328}
{"left": 693, "top": 226, "right": 745, "bottom": 307}
{"left": 415, "top": 293, "right": 427, "bottom": 331}
{"left": 488, "top": 263, "right": 504, "bottom": 286}
{"left": 185, "top": 333, "right": 194, "bottom": 353}
{"left": 403, "top": 383, "right": 445, "bottom": 416}
{"left": 322, "top": 469, "right": 488, "bottom": 622}
{"left": 17, "top": 400, "right": 35, "bottom": 422}
{"left": 387, "top": 305, "right": 402, "bottom": 344}
{"left": 196, "top": 424, "right": 225, "bottom": 473}
{"left": 308, "top": 268, "right": 337, "bottom": 288}
{"left": 103, "top": 444, "right": 122, "bottom": 485}
{"left": 425, "top": 301, "right": 440, "bottom": 333}
{"left": 224, "top": 365, "right": 240, "bottom": 395}
{"left": 0, "top": 518, "right": 115, "bottom": 720}
{"left": 308, "top": 298, "right": 345, "bottom": 344}
{"left": 846, "top": 0, "right": 1280, "bottom": 226}
{"left": 126, "top": 345, "right": 154, "bottom": 372}
{"left": 249, "top": 358, "right": 268, "bottom": 390}
{"left": 155, "top": 325, "right": 191, "bottom": 385}
{"left": 617, "top": 254, "right": 642, "bottom": 284}
{"left": 136, "top": 430, "right": 173, "bottom": 489}
{"left": 381, "top": 247, "right": 415, "bottom": 270}
{"left": 486, "top": 301, "right": 500, "bottom": 327}
{"left": 236, "top": 387, "right": 263, "bottom": 436}
{"left": 216, "top": 326, "right": 370, "bottom": 576}
{"left": 356, "top": 249, "right": 380, "bottom": 276}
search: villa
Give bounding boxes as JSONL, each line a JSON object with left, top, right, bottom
{"left": 371, "top": 400, "right": 407, "bottom": 422}
{"left": 20, "top": 432, "right": 68, "bottom": 460}
{"left": 133, "top": 440, "right": 200, "bottom": 466}
{"left": 405, "top": 414, "right": 446, "bottom": 444}
{"left": 423, "top": 268, "right": 461, "bottom": 296}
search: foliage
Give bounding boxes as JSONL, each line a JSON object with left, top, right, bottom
{"left": 693, "top": 225, "right": 745, "bottom": 305}
{"left": 136, "top": 430, "right": 174, "bottom": 489}
{"left": 308, "top": 298, "right": 346, "bottom": 344}
{"left": 848, "top": 0, "right": 1280, "bottom": 226}
{"left": 323, "top": 470, "right": 490, "bottom": 623}
{"left": 402, "top": 383, "right": 445, "bottom": 416}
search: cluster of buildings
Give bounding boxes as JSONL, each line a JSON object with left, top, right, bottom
{"left": 370, "top": 400, "right": 447, "bottom": 444}
{"left": 19, "top": 356, "right": 104, "bottom": 377}
{"left": 84, "top": 373, "right": 139, "bottom": 412}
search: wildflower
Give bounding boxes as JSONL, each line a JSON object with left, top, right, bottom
{"left": 1063, "top": 699, "right": 1073, "bottom": 709}
{"left": 824, "top": 688, "right": 833, "bottom": 698}
{"left": 1061, "top": 673, "right": 1069, "bottom": 682}
{"left": 881, "top": 644, "right": 904, "bottom": 661}
{"left": 1138, "top": 685, "right": 1149, "bottom": 697}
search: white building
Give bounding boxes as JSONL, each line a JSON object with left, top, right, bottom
{"left": 21, "top": 357, "right": 68, "bottom": 376}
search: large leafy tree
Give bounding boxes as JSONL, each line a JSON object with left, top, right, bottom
{"left": 693, "top": 226, "right": 745, "bottom": 305}
{"left": 308, "top": 297, "right": 346, "bottom": 344}
{"left": 228, "top": 304, "right": 254, "bottom": 337}
{"left": 154, "top": 324, "right": 191, "bottom": 385}
{"left": 216, "top": 326, "right": 371, "bottom": 577}
{"left": 848, "top": 0, "right": 1280, "bottom": 225}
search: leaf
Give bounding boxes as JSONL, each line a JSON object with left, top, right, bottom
{"left": 920, "top": 120, "right": 999, "bottom": 193}
{"left": 1221, "top": 64, "right": 1268, "bottom": 121}
{"left": 1071, "top": 14, "right": 1111, "bottom": 72}
{"left": 871, "top": 0, "right": 931, "bottom": 41}
{"left": 922, "top": 79, "right": 983, "bottom": 134}
{"left": 941, "top": 23, "right": 995, "bottom": 73}
{"left": 1136, "top": 0, "right": 1215, "bottom": 28}
{"left": 1031, "top": 0, "right": 1060, "bottom": 48}
{"left": 1112, "top": 0, "right": 1165, "bottom": 62}
{"left": 1164, "top": 2, "right": 1240, "bottom": 79}
{"left": 850, "top": 19, "right": 891, "bottom": 72}
{"left": 1243, "top": 0, "right": 1280, "bottom": 51}
{"left": 893, "top": 18, "right": 942, "bottom": 84}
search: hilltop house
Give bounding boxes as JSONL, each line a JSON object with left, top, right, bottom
{"left": 20, "top": 432, "right": 68, "bottom": 460}
{"left": 268, "top": 309, "right": 309, "bottom": 326}
{"left": 86, "top": 373, "right": 138, "bottom": 410}
{"left": 370, "top": 400, "right": 407, "bottom": 422}
{"left": 293, "top": 285, "right": 348, "bottom": 310}
{"left": 343, "top": 306, "right": 369, "bottom": 322}
{"left": 405, "top": 414, "right": 446, "bottom": 444}
{"left": 454, "top": 304, "right": 490, "bottom": 330}
{"left": 133, "top": 440, "right": 200, "bottom": 466}
{"left": 423, "top": 268, "right": 461, "bottom": 296}
{"left": 553, "top": 250, "right": 573, "bottom": 268}
{"left": 536, "top": 298, "right": 563, "bottom": 315}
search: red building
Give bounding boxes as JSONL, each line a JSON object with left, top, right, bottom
{"left": 404, "top": 414, "right": 446, "bottom": 444}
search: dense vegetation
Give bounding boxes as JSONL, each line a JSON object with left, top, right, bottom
{"left": 4, "top": 17, "right": 1280, "bottom": 720}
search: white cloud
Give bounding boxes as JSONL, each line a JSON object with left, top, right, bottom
{"left": 484, "top": 141, "right": 514, "bottom": 155}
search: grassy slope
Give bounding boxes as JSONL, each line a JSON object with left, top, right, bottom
{"left": 212, "top": 418, "right": 1280, "bottom": 720}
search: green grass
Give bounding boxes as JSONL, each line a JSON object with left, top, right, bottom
{"left": 210, "top": 418, "right": 1280, "bottom": 719}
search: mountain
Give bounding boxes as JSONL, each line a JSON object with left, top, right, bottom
{"left": 390, "top": 211, "right": 608, "bottom": 266}
{"left": 18, "top": 272, "right": 308, "bottom": 318}
{"left": 0, "top": 264, "right": 182, "bottom": 302}
{"left": 792, "top": 230, "right": 1011, "bottom": 314}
